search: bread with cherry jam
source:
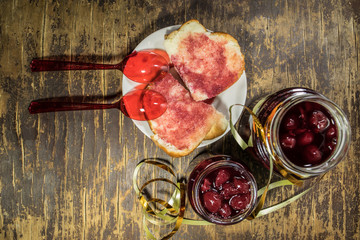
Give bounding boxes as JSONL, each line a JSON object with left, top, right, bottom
{"left": 147, "top": 73, "right": 227, "bottom": 157}
{"left": 164, "top": 20, "right": 245, "bottom": 101}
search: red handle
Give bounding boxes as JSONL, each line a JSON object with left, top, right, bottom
{"left": 28, "top": 101, "right": 116, "bottom": 114}
{"left": 30, "top": 59, "right": 120, "bottom": 72}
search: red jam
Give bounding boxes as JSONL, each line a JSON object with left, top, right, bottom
{"left": 147, "top": 73, "right": 219, "bottom": 150}
{"left": 171, "top": 33, "right": 239, "bottom": 100}
{"left": 198, "top": 167, "right": 252, "bottom": 219}
{"left": 279, "top": 101, "right": 338, "bottom": 167}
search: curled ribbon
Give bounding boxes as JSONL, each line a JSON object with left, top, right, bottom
{"left": 133, "top": 160, "right": 186, "bottom": 239}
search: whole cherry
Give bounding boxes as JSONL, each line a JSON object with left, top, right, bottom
{"left": 229, "top": 194, "right": 250, "bottom": 211}
{"left": 282, "top": 114, "right": 299, "bottom": 130}
{"left": 303, "top": 144, "right": 322, "bottom": 164}
{"left": 215, "top": 169, "right": 230, "bottom": 188}
{"left": 203, "top": 191, "right": 222, "bottom": 213}
{"left": 221, "top": 183, "right": 239, "bottom": 199}
{"left": 280, "top": 133, "right": 296, "bottom": 149}
{"left": 297, "top": 131, "right": 314, "bottom": 146}
{"left": 309, "top": 110, "right": 329, "bottom": 133}
{"left": 233, "top": 177, "right": 250, "bottom": 194}
{"left": 201, "top": 178, "right": 211, "bottom": 192}
{"left": 218, "top": 203, "right": 232, "bottom": 218}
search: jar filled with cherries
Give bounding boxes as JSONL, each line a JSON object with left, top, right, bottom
{"left": 238, "top": 87, "right": 351, "bottom": 180}
{"left": 187, "top": 154, "right": 258, "bottom": 225}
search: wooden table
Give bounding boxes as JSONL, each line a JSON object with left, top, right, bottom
{"left": 1, "top": 0, "right": 359, "bottom": 239}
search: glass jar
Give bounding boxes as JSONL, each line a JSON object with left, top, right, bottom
{"left": 186, "top": 153, "right": 257, "bottom": 225}
{"left": 238, "top": 87, "right": 351, "bottom": 180}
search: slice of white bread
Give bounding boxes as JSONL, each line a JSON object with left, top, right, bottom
{"left": 164, "top": 20, "right": 245, "bottom": 101}
{"left": 147, "top": 73, "right": 228, "bottom": 157}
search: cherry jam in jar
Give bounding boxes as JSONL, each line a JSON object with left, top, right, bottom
{"left": 187, "top": 154, "right": 257, "bottom": 225}
{"left": 238, "top": 88, "right": 351, "bottom": 179}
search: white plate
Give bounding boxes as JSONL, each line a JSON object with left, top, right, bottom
{"left": 122, "top": 25, "right": 247, "bottom": 148}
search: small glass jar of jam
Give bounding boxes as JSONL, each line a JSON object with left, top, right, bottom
{"left": 186, "top": 153, "right": 257, "bottom": 225}
{"left": 238, "top": 87, "right": 351, "bottom": 180}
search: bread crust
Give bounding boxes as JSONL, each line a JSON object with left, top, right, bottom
{"left": 165, "top": 19, "right": 206, "bottom": 39}
{"left": 150, "top": 134, "right": 201, "bottom": 157}
{"left": 203, "top": 111, "right": 228, "bottom": 140}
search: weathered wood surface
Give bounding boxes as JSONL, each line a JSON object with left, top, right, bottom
{"left": 0, "top": 0, "right": 359, "bottom": 239}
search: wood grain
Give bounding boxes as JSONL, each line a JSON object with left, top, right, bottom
{"left": 0, "top": 0, "right": 359, "bottom": 239}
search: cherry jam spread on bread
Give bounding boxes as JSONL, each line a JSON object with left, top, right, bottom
{"left": 279, "top": 101, "right": 337, "bottom": 167}
{"left": 164, "top": 20, "right": 244, "bottom": 102}
{"left": 199, "top": 167, "right": 251, "bottom": 218}
{"left": 149, "top": 74, "right": 217, "bottom": 150}
{"left": 147, "top": 73, "right": 227, "bottom": 157}
{"left": 172, "top": 33, "right": 237, "bottom": 100}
